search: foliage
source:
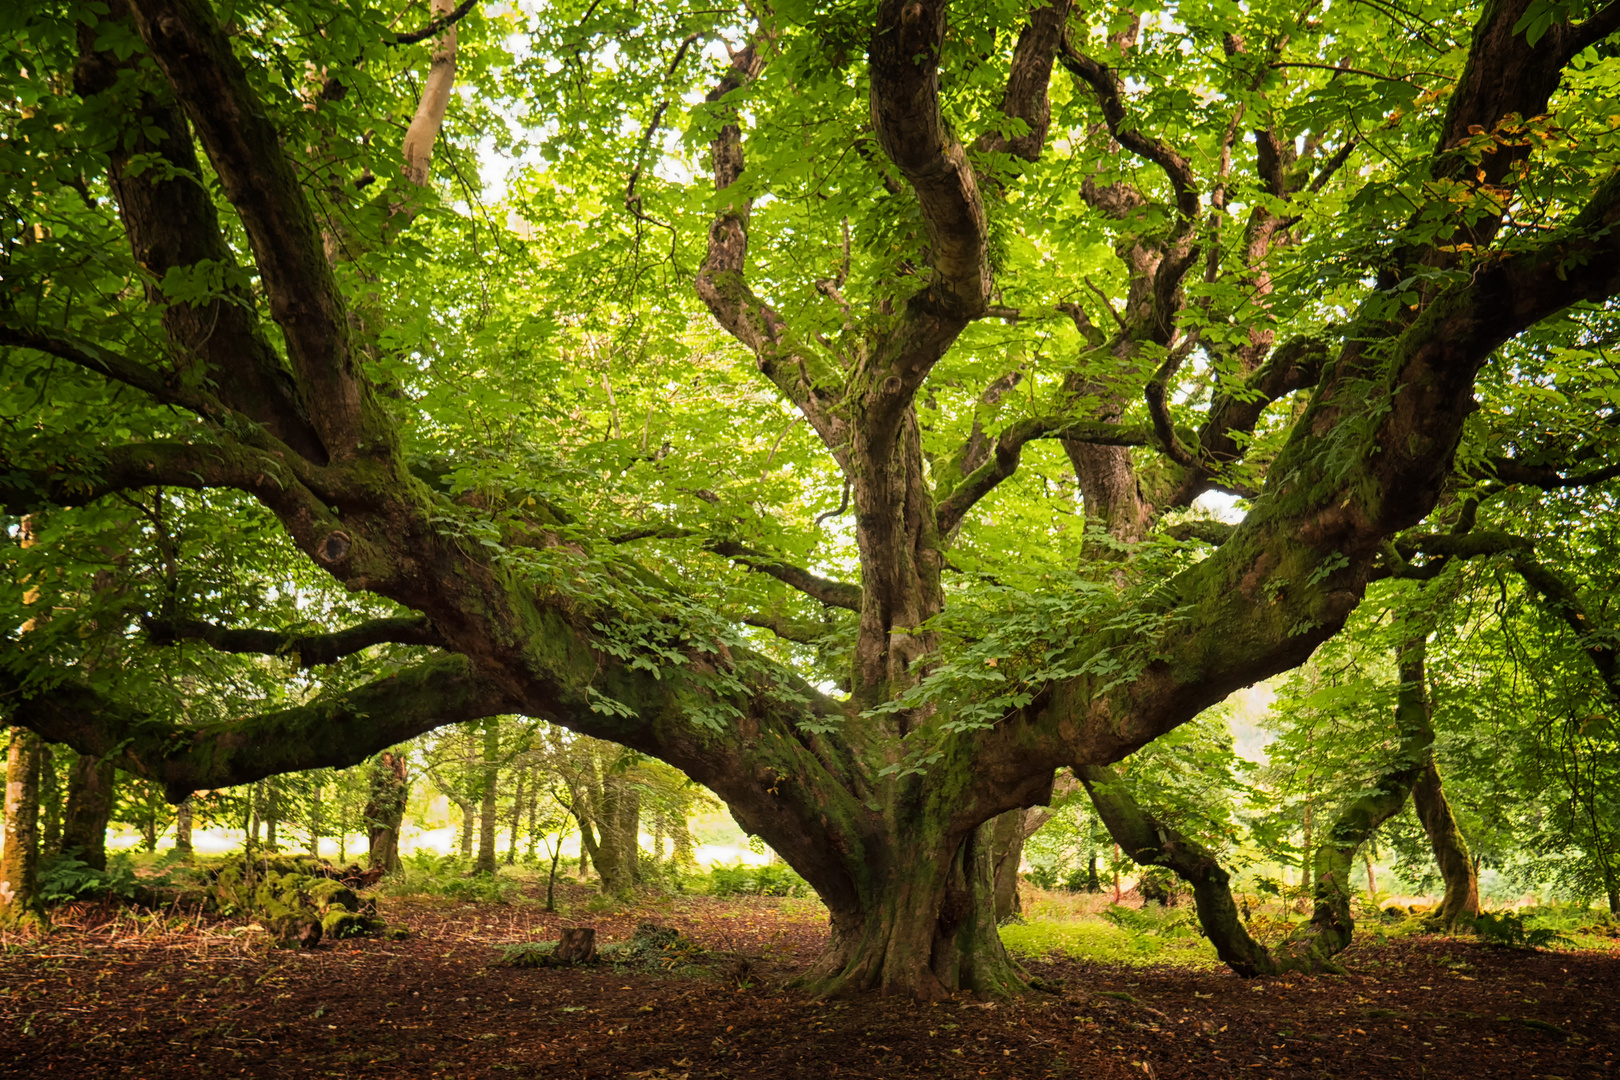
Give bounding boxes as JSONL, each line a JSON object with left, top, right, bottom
{"left": 703, "top": 862, "right": 811, "bottom": 898}
{"left": 36, "top": 851, "right": 141, "bottom": 904}
{"left": 1465, "top": 909, "right": 1571, "bottom": 951}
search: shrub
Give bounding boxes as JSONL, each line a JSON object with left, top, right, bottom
{"left": 705, "top": 862, "right": 809, "bottom": 898}
{"left": 1466, "top": 909, "right": 1570, "bottom": 950}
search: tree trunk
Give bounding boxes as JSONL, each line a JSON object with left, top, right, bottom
{"left": 1, "top": 728, "right": 46, "bottom": 930}
{"left": 989, "top": 809, "right": 1024, "bottom": 922}
{"left": 1363, "top": 844, "right": 1377, "bottom": 899}
{"left": 174, "top": 797, "right": 194, "bottom": 860}
{"left": 264, "top": 778, "right": 278, "bottom": 849}
{"left": 364, "top": 751, "right": 408, "bottom": 874}
{"left": 248, "top": 779, "right": 263, "bottom": 846}
{"left": 473, "top": 720, "right": 499, "bottom": 875}
{"left": 60, "top": 751, "right": 116, "bottom": 871}
{"left": 1299, "top": 797, "right": 1314, "bottom": 908}
{"left": 37, "top": 744, "right": 60, "bottom": 858}
{"left": 506, "top": 768, "right": 524, "bottom": 866}
{"left": 1412, "top": 757, "right": 1481, "bottom": 927}
{"left": 795, "top": 820, "right": 1026, "bottom": 999}
{"left": 1086, "top": 853, "right": 1100, "bottom": 893}
{"left": 309, "top": 780, "right": 322, "bottom": 859}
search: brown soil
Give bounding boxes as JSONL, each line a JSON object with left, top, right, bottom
{"left": 0, "top": 881, "right": 1614, "bottom": 1079}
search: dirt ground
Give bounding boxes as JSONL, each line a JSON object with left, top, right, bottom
{"left": 0, "top": 881, "right": 1614, "bottom": 1079}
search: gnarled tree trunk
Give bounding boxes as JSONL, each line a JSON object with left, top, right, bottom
{"left": 1412, "top": 758, "right": 1480, "bottom": 927}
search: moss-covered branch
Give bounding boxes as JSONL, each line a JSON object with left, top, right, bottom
{"left": 6, "top": 653, "right": 510, "bottom": 802}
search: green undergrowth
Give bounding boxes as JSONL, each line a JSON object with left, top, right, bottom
{"left": 377, "top": 853, "right": 526, "bottom": 904}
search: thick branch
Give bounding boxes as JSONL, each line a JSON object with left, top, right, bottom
{"left": 8, "top": 654, "right": 508, "bottom": 803}
{"left": 742, "top": 613, "right": 835, "bottom": 646}
{"left": 935, "top": 417, "right": 1153, "bottom": 535}
{"left": 144, "top": 615, "right": 443, "bottom": 667}
{"left": 401, "top": 0, "right": 461, "bottom": 187}
{"left": 1058, "top": 38, "right": 1198, "bottom": 224}
{"left": 1512, "top": 554, "right": 1620, "bottom": 700}
{"left": 129, "top": 0, "right": 371, "bottom": 458}
{"left": 0, "top": 321, "right": 206, "bottom": 413}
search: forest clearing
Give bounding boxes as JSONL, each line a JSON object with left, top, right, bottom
{"left": 2, "top": 874, "right": 1617, "bottom": 1080}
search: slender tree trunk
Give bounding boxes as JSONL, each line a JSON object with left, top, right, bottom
{"left": 506, "top": 768, "right": 524, "bottom": 866}
{"left": 364, "top": 751, "right": 408, "bottom": 874}
{"left": 1, "top": 728, "right": 46, "bottom": 930}
{"left": 1412, "top": 758, "right": 1480, "bottom": 927}
{"left": 174, "top": 797, "right": 194, "bottom": 860}
{"left": 309, "top": 781, "right": 323, "bottom": 859}
{"left": 989, "top": 809, "right": 1024, "bottom": 921}
{"left": 1299, "top": 797, "right": 1314, "bottom": 910}
{"left": 248, "top": 779, "right": 263, "bottom": 846}
{"left": 264, "top": 778, "right": 278, "bottom": 849}
{"left": 474, "top": 721, "right": 499, "bottom": 875}
{"left": 544, "top": 831, "right": 564, "bottom": 912}
{"left": 37, "top": 745, "right": 60, "bottom": 858}
{"left": 61, "top": 752, "right": 116, "bottom": 871}
{"left": 525, "top": 775, "right": 540, "bottom": 860}
{"left": 1363, "top": 843, "right": 1377, "bottom": 899}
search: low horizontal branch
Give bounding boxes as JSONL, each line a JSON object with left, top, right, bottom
{"left": 144, "top": 614, "right": 442, "bottom": 667}
{"left": 8, "top": 652, "right": 508, "bottom": 802}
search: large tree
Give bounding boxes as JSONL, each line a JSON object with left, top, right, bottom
{"left": 5, "top": 0, "right": 1620, "bottom": 996}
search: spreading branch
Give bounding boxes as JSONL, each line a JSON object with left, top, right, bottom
{"left": 935, "top": 417, "right": 1154, "bottom": 535}
{"left": 144, "top": 615, "right": 444, "bottom": 667}
{"left": 129, "top": 0, "right": 371, "bottom": 459}
{"left": 7, "top": 654, "right": 509, "bottom": 802}
{"left": 391, "top": 0, "right": 478, "bottom": 46}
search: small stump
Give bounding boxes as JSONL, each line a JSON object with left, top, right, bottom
{"left": 554, "top": 927, "right": 597, "bottom": 964}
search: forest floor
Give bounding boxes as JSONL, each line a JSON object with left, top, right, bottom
{"left": 0, "top": 878, "right": 1615, "bottom": 1080}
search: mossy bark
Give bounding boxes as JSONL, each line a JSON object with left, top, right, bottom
{"left": 798, "top": 820, "right": 1027, "bottom": 999}
{"left": 364, "top": 751, "right": 408, "bottom": 874}
{"left": 1412, "top": 758, "right": 1480, "bottom": 927}
{"left": 1, "top": 729, "right": 46, "bottom": 931}
{"left": 60, "top": 752, "right": 116, "bottom": 872}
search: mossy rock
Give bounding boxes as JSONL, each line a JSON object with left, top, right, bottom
{"left": 307, "top": 879, "right": 359, "bottom": 913}
{"left": 322, "top": 910, "right": 373, "bottom": 940}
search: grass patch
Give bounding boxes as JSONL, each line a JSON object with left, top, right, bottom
{"left": 1000, "top": 914, "right": 1221, "bottom": 968}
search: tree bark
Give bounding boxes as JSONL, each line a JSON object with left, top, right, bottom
{"left": 38, "top": 745, "right": 60, "bottom": 858}
{"left": 506, "top": 768, "right": 525, "bottom": 866}
{"left": 1412, "top": 757, "right": 1481, "bottom": 927}
{"left": 364, "top": 751, "right": 408, "bottom": 874}
{"left": 60, "top": 751, "right": 116, "bottom": 871}
{"left": 174, "top": 796, "right": 194, "bottom": 860}
{"left": 1, "top": 729, "right": 46, "bottom": 930}
{"left": 474, "top": 720, "right": 499, "bottom": 875}
{"left": 795, "top": 819, "right": 1026, "bottom": 999}
{"left": 989, "top": 809, "right": 1025, "bottom": 921}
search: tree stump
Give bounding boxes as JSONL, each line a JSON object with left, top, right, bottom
{"left": 554, "top": 926, "right": 596, "bottom": 964}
